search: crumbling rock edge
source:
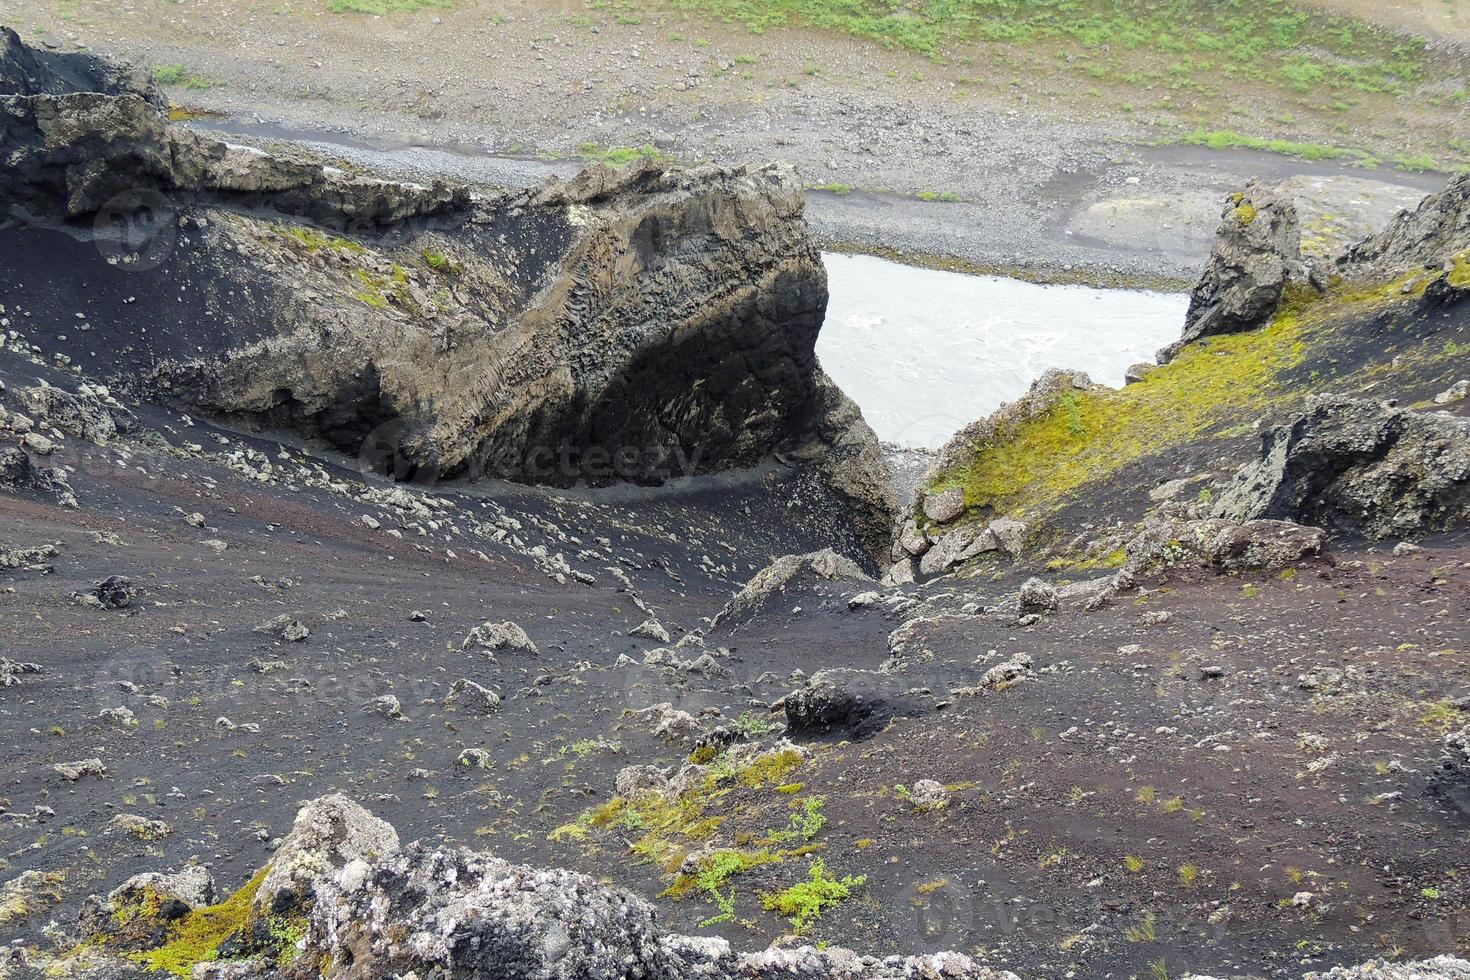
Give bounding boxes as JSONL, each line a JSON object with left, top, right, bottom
{"left": 0, "top": 27, "right": 895, "bottom": 564}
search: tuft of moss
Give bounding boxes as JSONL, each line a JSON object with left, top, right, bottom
{"left": 130, "top": 866, "right": 269, "bottom": 977}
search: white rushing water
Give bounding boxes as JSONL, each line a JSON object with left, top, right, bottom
{"left": 816, "top": 252, "right": 1190, "bottom": 450}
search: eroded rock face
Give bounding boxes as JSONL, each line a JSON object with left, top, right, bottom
{"left": 1211, "top": 395, "right": 1470, "bottom": 541}
{"left": 0, "top": 29, "right": 892, "bottom": 559}
{"left": 1165, "top": 180, "right": 1308, "bottom": 362}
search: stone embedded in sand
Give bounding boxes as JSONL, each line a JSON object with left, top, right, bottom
{"left": 53, "top": 758, "right": 108, "bottom": 781}
{"left": 615, "top": 764, "right": 670, "bottom": 797}
{"left": 0, "top": 657, "right": 42, "bottom": 687}
{"left": 461, "top": 620, "right": 538, "bottom": 654}
{"left": 1211, "top": 394, "right": 1470, "bottom": 541}
{"left": 255, "top": 614, "right": 309, "bottom": 642}
{"left": 784, "top": 674, "right": 871, "bottom": 736}
{"left": 444, "top": 678, "right": 500, "bottom": 714}
{"left": 1018, "top": 577, "right": 1059, "bottom": 614}
{"left": 106, "top": 813, "right": 172, "bottom": 841}
{"left": 361, "top": 694, "right": 405, "bottom": 720}
{"left": 628, "top": 617, "right": 671, "bottom": 644}
{"left": 256, "top": 793, "right": 400, "bottom": 916}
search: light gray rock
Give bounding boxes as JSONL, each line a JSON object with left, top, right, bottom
{"left": 1018, "top": 577, "right": 1059, "bottom": 614}
{"left": 444, "top": 678, "right": 500, "bottom": 714}
{"left": 711, "top": 548, "right": 869, "bottom": 627}
{"left": 462, "top": 620, "right": 538, "bottom": 654}
{"left": 921, "top": 486, "right": 965, "bottom": 524}
{"left": 629, "top": 617, "right": 671, "bottom": 644}
{"left": 255, "top": 793, "right": 400, "bottom": 916}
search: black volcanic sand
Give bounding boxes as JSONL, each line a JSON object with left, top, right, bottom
{"left": 1, "top": 340, "right": 1468, "bottom": 979}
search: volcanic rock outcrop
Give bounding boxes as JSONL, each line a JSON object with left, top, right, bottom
{"left": 1211, "top": 394, "right": 1470, "bottom": 541}
{"left": 0, "top": 28, "right": 894, "bottom": 560}
{"left": 1164, "top": 179, "right": 1312, "bottom": 361}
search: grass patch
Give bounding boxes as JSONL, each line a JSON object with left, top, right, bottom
{"left": 151, "top": 65, "right": 222, "bottom": 90}
{"left": 328, "top": 0, "right": 450, "bottom": 13}
{"left": 1172, "top": 128, "right": 1374, "bottom": 166}
{"left": 576, "top": 142, "right": 671, "bottom": 165}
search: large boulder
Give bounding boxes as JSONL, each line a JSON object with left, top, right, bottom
{"left": 1163, "top": 180, "right": 1309, "bottom": 362}
{"left": 1211, "top": 395, "right": 1470, "bottom": 541}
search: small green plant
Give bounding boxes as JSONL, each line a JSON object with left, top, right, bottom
{"left": 1123, "top": 854, "right": 1145, "bottom": 873}
{"left": 760, "top": 858, "right": 866, "bottom": 933}
{"left": 769, "top": 795, "right": 827, "bottom": 843}
{"left": 734, "top": 711, "right": 774, "bottom": 737}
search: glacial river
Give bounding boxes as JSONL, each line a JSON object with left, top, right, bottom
{"left": 817, "top": 252, "right": 1190, "bottom": 450}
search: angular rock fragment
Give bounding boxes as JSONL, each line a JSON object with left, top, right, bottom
{"left": 461, "top": 620, "right": 538, "bottom": 654}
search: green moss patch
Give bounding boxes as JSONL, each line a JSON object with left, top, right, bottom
{"left": 759, "top": 857, "right": 865, "bottom": 934}
{"left": 130, "top": 866, "right": 268, "bottom": 976}
{"left": 553, "top": 746, "right": 864, "bottom": 931}
{"left": 923, "top": 274, "right": 1433, "bottom": 529}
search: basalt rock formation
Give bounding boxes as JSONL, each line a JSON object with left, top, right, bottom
{"left": 1163, "top": 179, "right": 1312, "bottom": 362}
{"left": 1211, "top": 394, "right": 1470, "bottom": 541}
{"left": 0, "top": 28, "right": 894, "bottom": 561}
{"left": 905, "top": 171, "right": 1468, "bottom": 580}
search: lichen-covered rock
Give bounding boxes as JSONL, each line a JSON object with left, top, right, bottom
{"left": 78, "top": 866, "right": 215, "bottom": 948}
{"left": 711, "top": 548, "right": 870, "bottom": 627}
{"left": 461, "top": 620, "right": 538, "bottom": 654}
{"left": 308, "top": 843, "right": 672, "bottom": 980}
{"left": 1300, "top": 956, "right": 1470, "bottom": 980}
{"left": 1164, "top": 180, "right": 1309, "bottom": 362}
{"left": 255, "top": 793, "right": 399, "bottom": 916}
{"left": 1211, "top": 395, "right": 1470, "bottom": 541}
{"left": 1113, "top": 516, "right": 1329, "bottom": 592}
